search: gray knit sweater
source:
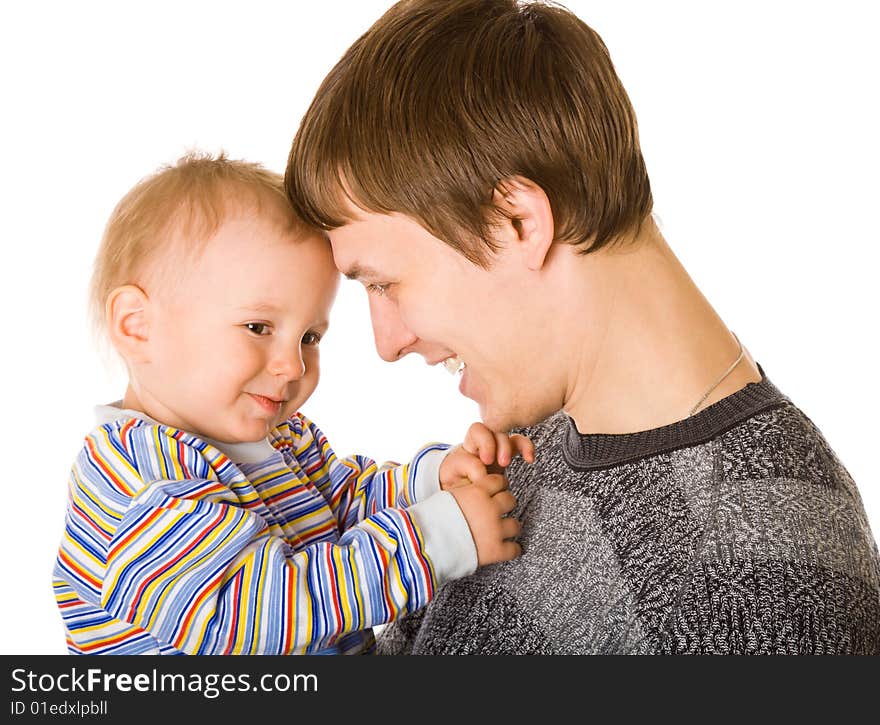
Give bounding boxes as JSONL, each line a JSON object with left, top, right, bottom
{"left": 378, "top": 373, "right": 880, "bottom": 654}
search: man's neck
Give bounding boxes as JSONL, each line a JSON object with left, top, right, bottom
{"left": 560, "top": 220, "right": 762, "bottom": 435}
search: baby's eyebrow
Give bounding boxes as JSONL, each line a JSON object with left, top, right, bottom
{"left": 237, "top": 302, "right": 282, "bottom": 313}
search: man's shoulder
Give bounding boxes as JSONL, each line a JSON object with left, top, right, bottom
{"left": 716, "top": 397, "right": 851, "bottom": 490}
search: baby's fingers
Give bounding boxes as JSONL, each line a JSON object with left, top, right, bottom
{"left": 463, "top": 423, "right": 498, "bottom": 466}
{"left": 496, "top": 540, "right": 522, "bottom": 562}
{"left": 494, "top": 431, "right": 515, "bottom": 467}
{"left": 510, "top": 434, "right": 535, "bottom": 464}
{"left": 500, "top": 517, "right": 521, "bottom": 540}
{"left": 494, "top": 432, "right": 535, "bottom": 467}
{"left": 474, "top": 472, "right": 509, "bottom": 496}
{"left": 493, "top": 490, "right": 517, "bottom": 516}
{"left": 452, "top": 452, "right": 488, "bottom": 488}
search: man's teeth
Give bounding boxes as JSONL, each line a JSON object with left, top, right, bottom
{"left": 442, "top": 356, "right": 465, "bottom": 375}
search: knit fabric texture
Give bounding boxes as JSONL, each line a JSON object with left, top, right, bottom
{"left": 377, "top": 374, "right": 880, "bottom": 654}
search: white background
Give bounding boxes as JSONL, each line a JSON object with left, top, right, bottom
{"left": 0, "top": 1, "right": 877, "bottom": 654}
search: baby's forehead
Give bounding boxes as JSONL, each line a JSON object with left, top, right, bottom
{"left": 151, "top": 201, "right": 334, "bottom": 304}
{"left": 174, "top": 190, "right": 327, "bottom": 256}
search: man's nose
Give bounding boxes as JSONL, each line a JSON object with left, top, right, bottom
{"left": 369, "top": 295, "right": 418, "bottom": 362}
{"left": 267, "top": 343, "right": 306, "bottom": 380}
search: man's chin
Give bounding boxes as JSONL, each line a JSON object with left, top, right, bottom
{"left": 479, "top": 404, "right": 526, "bottom": 435}
{"left": 480, "top": 399, "right": 554, "bottom": 434}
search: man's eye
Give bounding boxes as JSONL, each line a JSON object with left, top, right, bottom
{"left": 302, "top": 331, "right": 322, "bottom": 346}
{"left": 365, "top": 283, "right": 389, "bottom": 296}
{"left": 245, "top": 322, "right": 271, "bottom": 336}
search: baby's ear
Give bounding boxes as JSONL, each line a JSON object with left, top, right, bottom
{"left": 106, "top": 285, "right": 150, "bottom": 363}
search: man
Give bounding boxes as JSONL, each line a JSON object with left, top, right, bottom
{"left": 285, "top": 0, "right": 880, "bottom": 653}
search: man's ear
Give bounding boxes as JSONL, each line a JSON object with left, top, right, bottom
{"left": 106, "top": 285, "right": 151, "bottom": 363}
{"left": 492, "top": 176, "right": 555, "bottom": 271}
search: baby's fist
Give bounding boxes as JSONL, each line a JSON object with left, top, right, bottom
{"left": 462, "top": 422, "right": 535, "bottom": 470}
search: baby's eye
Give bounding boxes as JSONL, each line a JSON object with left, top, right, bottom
{"left": 302, "top": 331, "right": 322, "bottom": 346}
{"left": 244, "top": 322, "right": 272, "bottom": 336}
{"left": 365, "top": 283, "right": 389, "bottom": 297}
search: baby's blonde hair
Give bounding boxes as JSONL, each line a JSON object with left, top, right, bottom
{"left": 89, "top": 150, "right": 304, "bottom": 343}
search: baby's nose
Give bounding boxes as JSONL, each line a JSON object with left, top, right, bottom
{"left": 268, "top": 352, "right": 305, "bottom": 380}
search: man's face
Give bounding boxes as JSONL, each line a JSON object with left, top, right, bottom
{"left": 328, "top": 211, "right": 560, "bottom": 432}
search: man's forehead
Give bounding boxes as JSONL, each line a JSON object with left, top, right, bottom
{"left": 328, "top": 222, "right": 395, "bottom": 281}
{"left": 327, "top": 210, "right": 433, "bottom": 279}
{"left": 327, "top": 234, "right": 378, "bottom": 281}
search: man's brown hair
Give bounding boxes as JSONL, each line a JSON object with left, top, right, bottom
{"left": 285, "top": 0, "right": 652, "bottom": 266}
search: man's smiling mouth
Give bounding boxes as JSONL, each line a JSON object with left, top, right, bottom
{"left": 441, "top": 355, "right": 465, "bottom": 375}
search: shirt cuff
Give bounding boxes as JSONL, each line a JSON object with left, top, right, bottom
{"left": 407, "top": 491, "right": 478, "bottom": 584}
{"left": 410, "top": 445, "right": 451, "bottom": 503}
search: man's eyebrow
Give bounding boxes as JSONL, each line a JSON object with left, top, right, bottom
{"left": 343, "top": 264, "right": 383, "bottom": 282}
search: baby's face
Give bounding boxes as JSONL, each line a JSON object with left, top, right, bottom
{"left": 136, "top": 211, "right": 339, "bottom": 443}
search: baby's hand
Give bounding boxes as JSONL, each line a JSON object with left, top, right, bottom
{"left": 462, "top": 422, "right": 535, "bottom": 469}
{"left": 439, "top": 423, "right": 535, "bottom": 490}
{"left": 449, "top": 473, "right": 521, "bottom": 566}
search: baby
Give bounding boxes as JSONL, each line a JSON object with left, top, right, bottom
{"left": 53, "top": 152, "right": 532, "bottom": 655}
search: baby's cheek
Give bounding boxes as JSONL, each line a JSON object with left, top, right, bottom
{"left": 302, "top": 373, "right": 320, "bottom": 406}
{"left": 289, "top": 372, "right": 320, "bottom": 414}
{"left": 305, "top": 352, "right": 321, "bottom": 390}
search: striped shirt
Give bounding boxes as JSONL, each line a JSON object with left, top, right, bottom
{"left": 54, "top": 407, "right": 475, "bottom": 655}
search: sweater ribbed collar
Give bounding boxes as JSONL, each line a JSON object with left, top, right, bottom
{"left": 562, "top": 367, "right": 786, "bottom": 471}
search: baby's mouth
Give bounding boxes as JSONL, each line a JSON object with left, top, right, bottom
{"left": 248, "top": 393, "right": 286, "bottom": 414}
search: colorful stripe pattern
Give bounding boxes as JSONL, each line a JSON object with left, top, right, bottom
{"left": 54, "top": 413, "right": 448, "bottom": 655}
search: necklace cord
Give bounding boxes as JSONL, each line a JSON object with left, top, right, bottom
{"left": 688, "top": 333, "right": 745, "bottom": 417}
